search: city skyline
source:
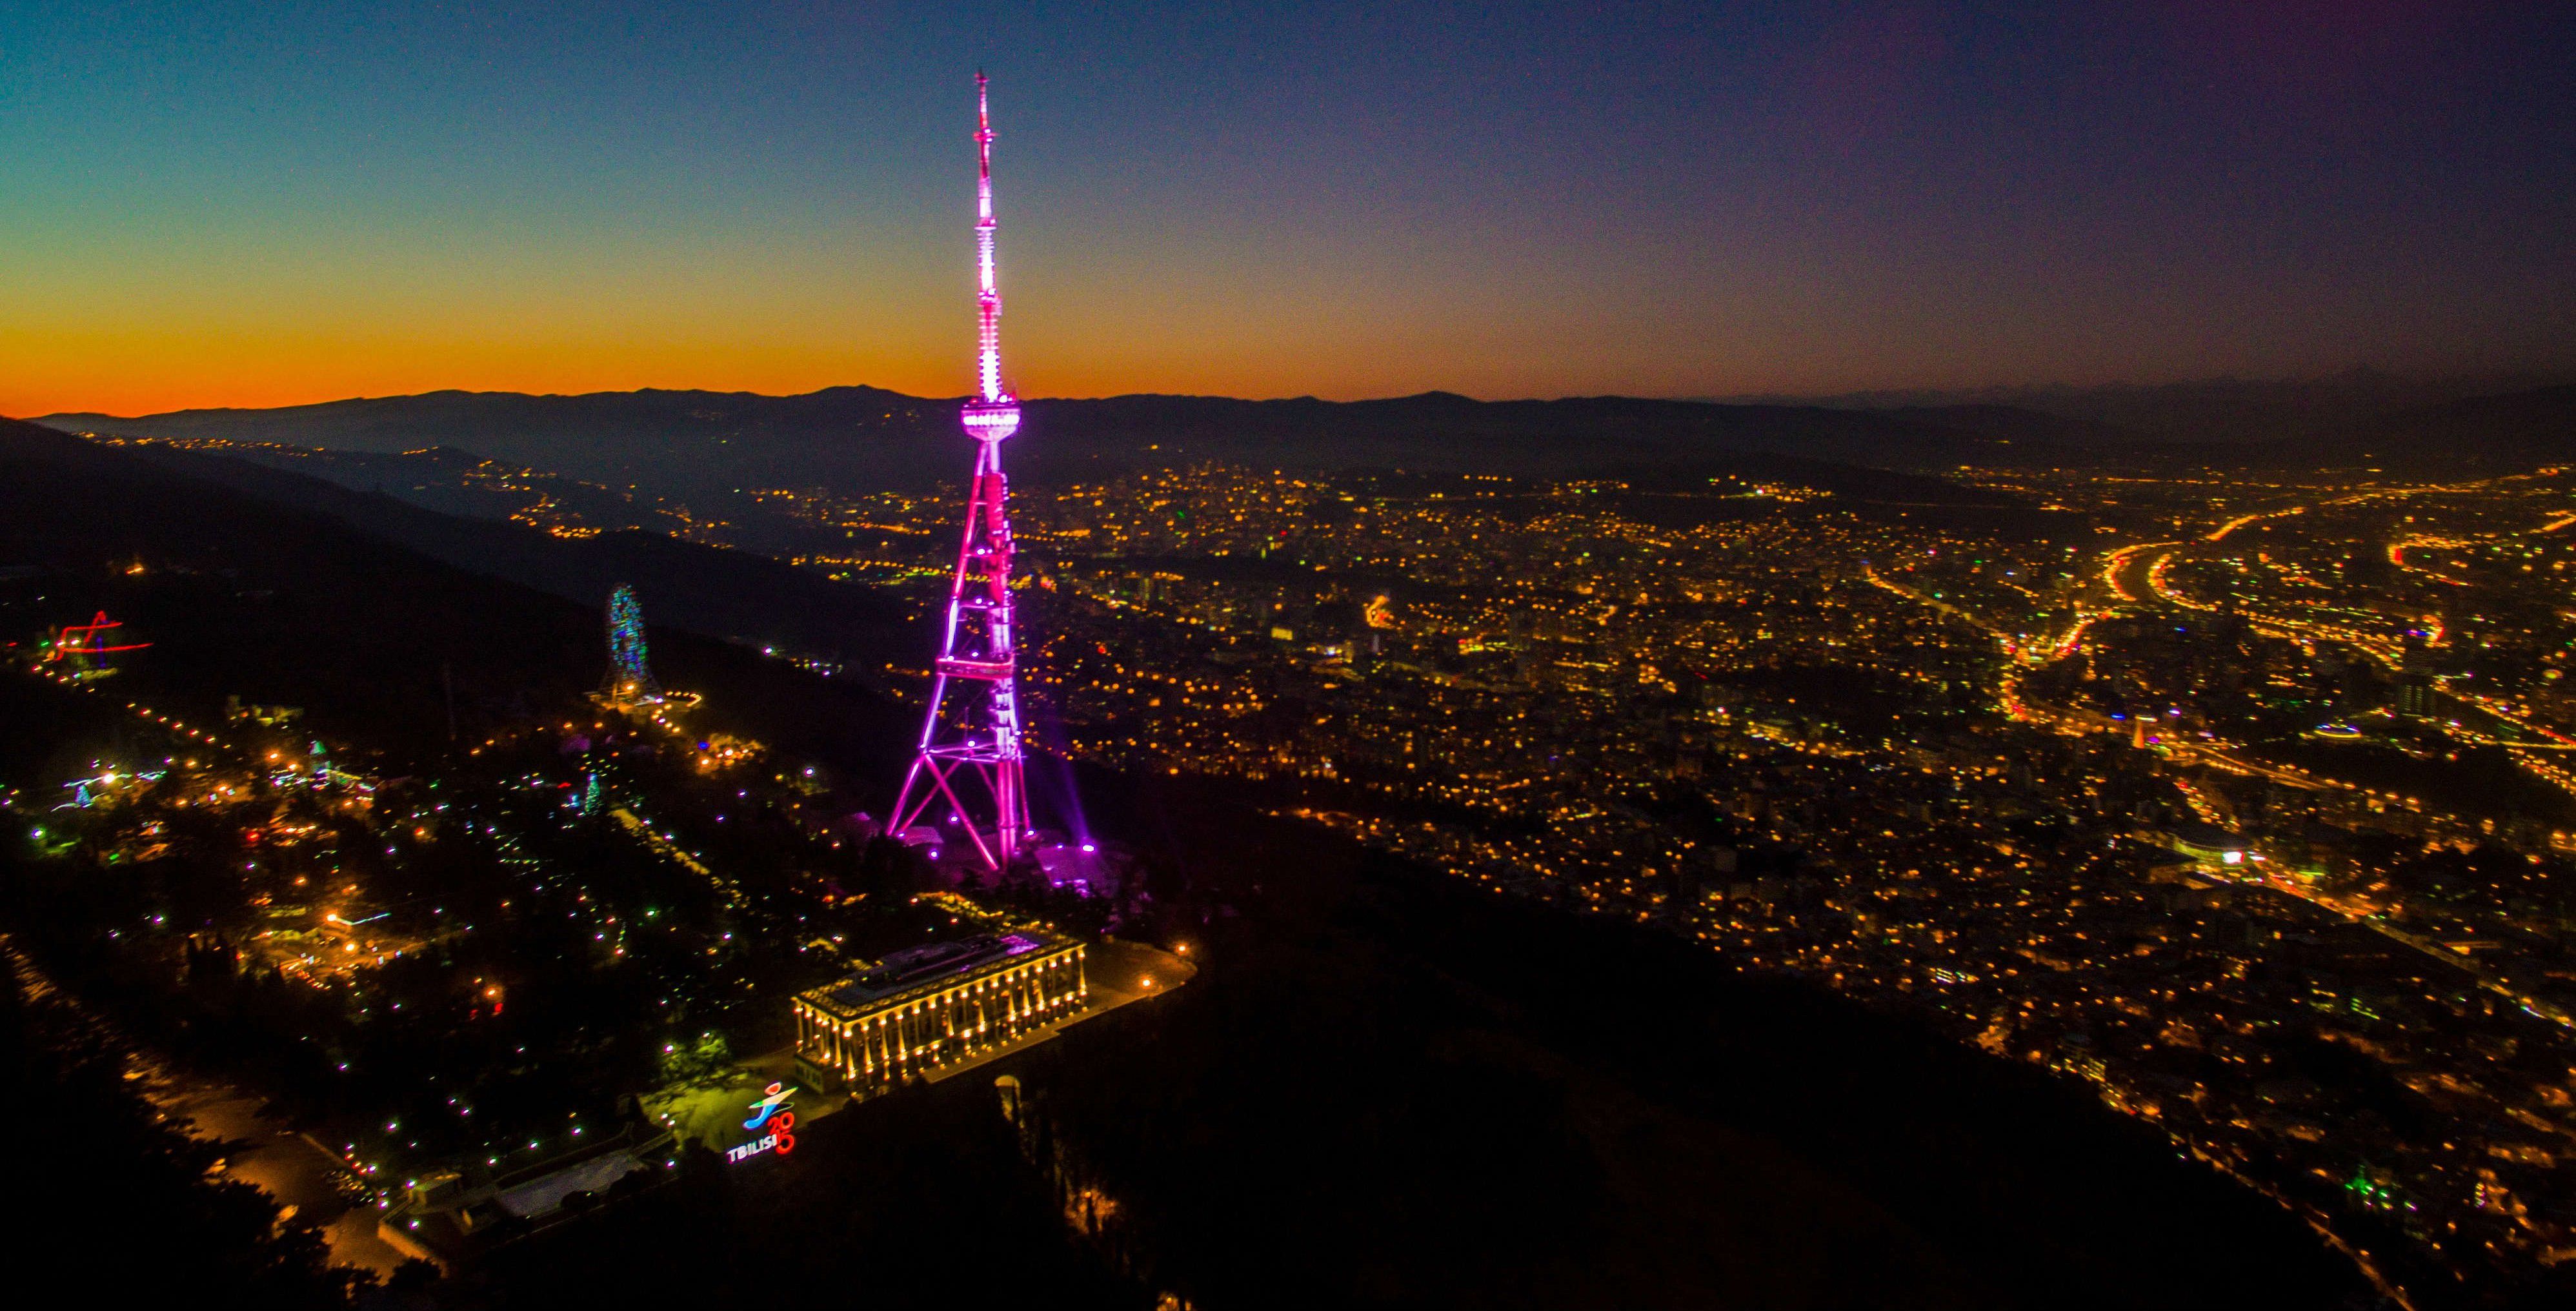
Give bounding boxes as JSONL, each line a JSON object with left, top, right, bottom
{"left": 7, "top": 2, "right": 2573, "bottom": 416}
{"left": 11, "top": 8, "right": 2576, "bottom": 1305}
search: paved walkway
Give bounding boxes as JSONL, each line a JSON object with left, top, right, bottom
{"left": 155, "top": 1079, "right": 409, "bottom": 1277}
{"left": 5, "top": 930, "right": 405, "bottom": 1276}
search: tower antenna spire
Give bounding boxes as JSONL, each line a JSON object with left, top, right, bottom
{"left": 972, "top": 70, "right": 1007, "bottom": 409}
{"left": 891, "top": 75, "right": 1031, "bottom": 870}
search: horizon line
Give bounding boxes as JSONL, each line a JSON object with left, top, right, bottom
{"left": 28, "top": 366, "right": 2571, "bottom": 424}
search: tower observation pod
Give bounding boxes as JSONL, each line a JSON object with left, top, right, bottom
{"left": 890, "top": 74, "right": 1031, "bottom": 871}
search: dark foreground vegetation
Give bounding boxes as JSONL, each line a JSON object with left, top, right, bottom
{"left": 0, "top": 964, "right": 362, "bottom": 1308}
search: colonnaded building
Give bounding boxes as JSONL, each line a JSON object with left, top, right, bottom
{"left": 792, "top": 931, "right": 1087, "bottom": 1094}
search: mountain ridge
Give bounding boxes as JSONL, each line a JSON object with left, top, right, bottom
{"left": 39, "top": 380, "right": 2576, "bottom": 496}
{"left": 33, "top": 386, "right": 2091, "bottom": 502}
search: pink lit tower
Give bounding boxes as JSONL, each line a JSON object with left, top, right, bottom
{"left": 889, "top": 74, "right": 1032, "bottom": 870}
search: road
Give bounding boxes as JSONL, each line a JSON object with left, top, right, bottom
{"left": 154, "top": 1079, "right": 408, "bottom": 1276}
{"left": 1, "top": 930, "right": 405, "bottom": 1277}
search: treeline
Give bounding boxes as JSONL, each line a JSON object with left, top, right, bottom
{"left": 0, "top": 948, "right": 363, "bottom": 1306}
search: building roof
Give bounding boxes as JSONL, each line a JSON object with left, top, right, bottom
{"left": 2166, "top": 819, "right": 2248, "bottom": 851}
{"left": 803, "top": 931, "right": 1072, "bottom": 1016}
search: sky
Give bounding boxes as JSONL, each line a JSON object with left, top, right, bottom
{"left": 3, "top": 1, "right": 2572, "bottom": 416}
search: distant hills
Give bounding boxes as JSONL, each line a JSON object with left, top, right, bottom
{"left": 2314, "top": 384, "right": 2576, "bottom": 474}
{"left": 34, "top": 387, "right": 2099, "bottom": 503}
{"left": 1733, "top": 369, "right": 2574, "bottom": 445}
{"left": 34, "top": 378, "right": 2576, "bottom": 500}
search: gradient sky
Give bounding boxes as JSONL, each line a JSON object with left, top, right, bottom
{"left": 4, "top": 1, "right": 2572, "bottom": 416}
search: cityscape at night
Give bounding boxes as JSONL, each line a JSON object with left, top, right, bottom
{"left": 6, "top": 4, "right": 2576, "bottom": 1308}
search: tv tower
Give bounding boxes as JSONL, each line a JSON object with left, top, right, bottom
{"left": 889, "top": 74, "right": 1031, "bottom": 870}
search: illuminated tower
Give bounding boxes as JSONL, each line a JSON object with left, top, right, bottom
{"left": 889, "top": 74, "right": 1031, "bottom": 869}
{"left": 604, "top": 584, "right": 660, "bottom": 702}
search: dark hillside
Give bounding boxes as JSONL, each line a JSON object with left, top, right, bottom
{"left": 2304, "top": 384, "right": 2576, "bottom": 473}
{"left": 1786, "top": 371, "right": 2559, "bottom": 445}
{"left": 1004, "top": 776, "right": 2375, "bottom": 1311}
{"left": 3, "top": 423, "right": 912, "bottom": 675}
{"left": 0, "top": 419, "right": 915, "bottom": 771}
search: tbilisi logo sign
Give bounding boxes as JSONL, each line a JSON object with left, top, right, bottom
{"left": 727, "top": 1082, "right": 796, "bottom": 1163}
